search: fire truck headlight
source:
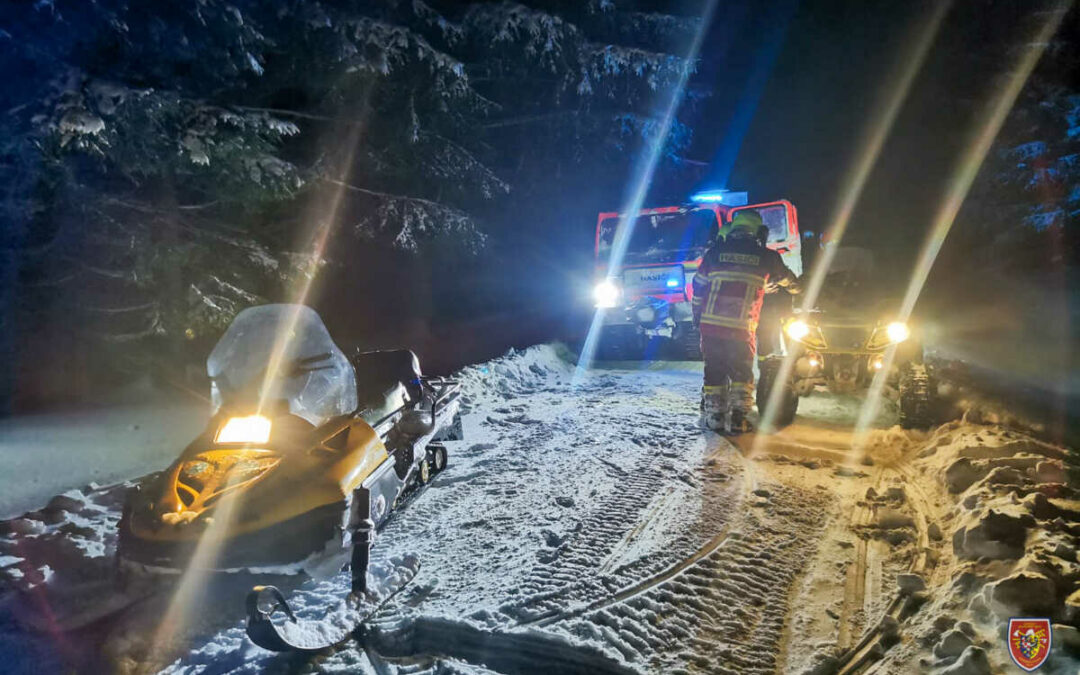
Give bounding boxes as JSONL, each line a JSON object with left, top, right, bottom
{"left": 886, "top": 321, "right": 910, "bottom": 344}
{"left": 593, "top": 280, "right": 620, "bottom": 308}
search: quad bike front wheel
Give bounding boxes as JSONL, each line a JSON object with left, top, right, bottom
{"left": 677, "top": 324, "right": 703, "bottom": 360}
{"left": 899, "top": 363, "right": 936, "bottom": 429}
{"left": 757, "top": 356, "right": 799, "bottom": 428}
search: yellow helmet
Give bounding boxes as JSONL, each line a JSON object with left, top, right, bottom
{"left": 729, "top": 209, "right": 764, "bottom": 235}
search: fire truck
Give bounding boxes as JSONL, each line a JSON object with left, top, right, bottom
{"left": 591, "top": 190, "right": 801, "bottom": 359}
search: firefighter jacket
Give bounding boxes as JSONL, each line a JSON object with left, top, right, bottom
{"left": 691, "top": 231, "right": 800, "bottom": 342}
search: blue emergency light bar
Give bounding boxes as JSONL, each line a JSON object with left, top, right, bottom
{"left": 690, "top": 189, "right": 748, "bottom": 206}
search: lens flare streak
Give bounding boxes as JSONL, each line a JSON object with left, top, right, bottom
{"left": 575, "top": 0, "right": 719, "bottom": 384}
{"left": 850, "top": 1, "right": 1072, "bottom": 452}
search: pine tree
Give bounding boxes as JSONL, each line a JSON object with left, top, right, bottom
{"left": 958, "top": 4, "right": 1079, "bottom": 272}
{"left": 0, "top": 0, "right": 706, "bottom": 406}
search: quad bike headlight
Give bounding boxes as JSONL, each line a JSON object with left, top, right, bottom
{"left": 784, "top": 318, "right": 827, "bottom": 350}
{"left": 216, "top": 414, "right": 272, "bottom": 444}
{"left": 885, "top": 321, "right": 910, "bottom": 344}
{"left": 786, "top": 320, "right": 811, "bottom": 341}
{"left": 593, "top": 280, "right": 621, "bottom": 308}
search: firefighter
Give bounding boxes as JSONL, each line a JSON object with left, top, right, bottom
{"left": 691, "top": 210, "right": 801, "bottom": 433}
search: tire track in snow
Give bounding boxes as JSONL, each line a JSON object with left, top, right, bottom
{"left": 557, "top": 482, "right": 832, "bottom": 674}
{"left": 520, "top": 441, "right": 756, "bottom": 629}
{"left": 834, "top": 460, "right": 936, "bottom": 675}
{"left": 504, "top": 452, "right": 681, "bottom": 623}
{"left": 463, "top": 368, "right": 719, "bottom": 626}
{"left": 838, "top": 467, "right": 886, "bottom": 650}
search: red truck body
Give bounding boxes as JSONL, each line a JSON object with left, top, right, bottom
{"left": 589, "top": 197, "right": 801, "bottom": 357}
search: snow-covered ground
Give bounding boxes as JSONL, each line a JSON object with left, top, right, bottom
{"left": 0, "top": 344, "right": 1077, "bottom": 674}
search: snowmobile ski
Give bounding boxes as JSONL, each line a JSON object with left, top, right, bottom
{"left": 245, "top": 554, "right": 418, "bottom": 653}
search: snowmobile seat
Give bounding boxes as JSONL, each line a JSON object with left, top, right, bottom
{"left": 351, "top": 350, "right": 423, "bottom": 425}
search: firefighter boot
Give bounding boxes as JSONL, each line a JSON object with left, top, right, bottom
{"left": 700, "top": 385, "right": 729, "bottom": 432}
{"left": 728, "top": 382, "right": 756, "bottom": 435}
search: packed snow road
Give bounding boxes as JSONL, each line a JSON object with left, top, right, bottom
{"left": 2, "top": 345, "right": 1076, "bottom": 674}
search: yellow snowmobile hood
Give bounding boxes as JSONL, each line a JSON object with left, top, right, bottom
{"left": 124, "top": 413, "right": 389, "bottom": 545}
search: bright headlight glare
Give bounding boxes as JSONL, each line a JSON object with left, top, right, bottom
{"left": 216, "top": 414, "right": 272, "bottom": 444}
{"left": 886, "top": 321, "right": 910, "bottom": 344}
{"left": 786, "top": 319, "right": 811, "bottom": 341}
{"left": 593, "top": 280, "right": 620, "bottom": 308}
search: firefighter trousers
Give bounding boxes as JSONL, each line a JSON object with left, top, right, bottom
{"left": 701, "top": 336, "right": 755, "bottom": 424}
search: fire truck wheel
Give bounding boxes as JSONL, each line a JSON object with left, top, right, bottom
{"left": 596, "top": 327, "right": 642, "bottom": 361}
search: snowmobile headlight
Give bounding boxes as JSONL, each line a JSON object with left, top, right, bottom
{"left": 786, "top": 320, "right": 811, "bottom": 341}
{"left": 885, "top": 322, "right": 910, "bottom": 344}
{"left": 216, "top": 414, "right": 272, "bottom": 444}
{"left": 593, "top": 280, "right": 621, "bottom": 308}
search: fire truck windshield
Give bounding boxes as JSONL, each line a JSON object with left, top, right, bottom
{"left": 597, "top": 209, "right": 718, "bottom": 264}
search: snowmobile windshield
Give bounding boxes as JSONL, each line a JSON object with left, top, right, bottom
{"left": 207, "top": 304, "right": 358, "bottom": 427}
{"left": 597, "top": 209, "right": 718, "bottom": 264}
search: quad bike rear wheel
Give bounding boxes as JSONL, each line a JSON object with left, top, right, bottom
{"left": 899, "top": 363, "right": 935, "bottom": 429}
{"left": 756, "top": 356, "right": 799, "bottom": 428}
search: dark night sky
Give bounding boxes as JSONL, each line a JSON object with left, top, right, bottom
{"left": 688, "top": 0, "right": 1048, "bottom": 279}
{"left": 436, "top": 0, "right": 1071, "bottom": 355}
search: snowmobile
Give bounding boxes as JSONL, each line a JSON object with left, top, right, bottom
{"left": 757, "top": 247, "right": 936, "bottom": 429}
{"left": 116, "top": 304, "right": 462, "bottom": 650}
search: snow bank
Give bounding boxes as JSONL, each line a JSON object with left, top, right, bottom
{"left": 876, "top": 422, "right": 1080, "bottom": 673}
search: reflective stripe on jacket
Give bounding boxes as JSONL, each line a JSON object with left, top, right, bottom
{"left": 692, "top": 232, "right": 799, "bottom": 340}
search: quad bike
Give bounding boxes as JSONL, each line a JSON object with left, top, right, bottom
{"left": 116, "top": 304, "right": 462, "bottom": 651}
{"left": 756, "top": 247, "right": 936, "bottom": 430}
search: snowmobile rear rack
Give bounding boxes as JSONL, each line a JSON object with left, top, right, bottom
{"left": 361, "top": 377, "right": 460, "bottom": 430}
{"left": 422, "top": 376, "right": 461, "bottom": 415}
